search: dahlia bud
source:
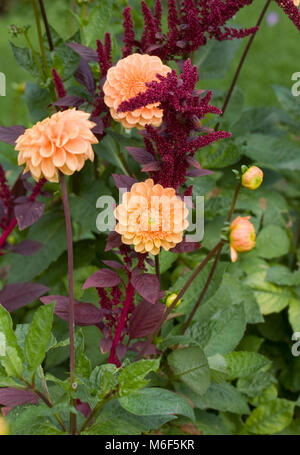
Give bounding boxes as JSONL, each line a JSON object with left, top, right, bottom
{"left": 166, "top": 293, "right": 181, "bottom": 308}
{"left": 229, "top": 216, "right": 256, "bottom": 263}
{"left": 0, "top": 416, "right": 9, "bottom": 435}
{"left": 242, "top": 166, "right": 263, "bottom": 190}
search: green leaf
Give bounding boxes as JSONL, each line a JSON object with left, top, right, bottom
{"left": 267, "top": 265, "right": 300, "bottom": 287}
{"left": 289, "top": 298, "right": 300, "bottom": 333}
{"left": 193, "top": 382, "right": 250, "bottom": 415}
{"left": 118, "top": 359, "right": 160, "bottom": 397}
{"left": 256, "top": 225, "right": 290, "bottom": 259}
{"left": 172, "top": 261, "right": 227, "bottom": 315}
{"left": 10, "top": 42, "right": 41, "bottom": 80}
{"left": 237, "top": 370, "right": 277, "bottom": 398}
{"left": 159, "top": 250, "right": 178, "bottom": 274}
{"left": 52, "top": 43, "right": 79, "bottom": 81}
{"left": 199, "top": 141, "right": 241, "bottom": 169}
{"left": 244, "top": 134, "right": 300, "bottom": 171}
{"left": 89, "top": 364, "right": 119, "bottom": 399}
{"left": 168, "top": 347, "right": 210, "bottom": 396}
{"left": 8, "top": 210, "right": 67, "bottom": 283}
{"left": 5, "top": 403, "right": 64, "bottom": 435}
{"left": 224, "top": 351, "right": 271, "bottom": 380}
{"left": 273, "top": 85, "right": 300, "bottom": 119}
{"left": 197, "top": 40, "right": 240, "bottom": 80}
{"left": 83, "top": 399, "right": 175, "bottom": 435}
{"left": 0, "top": 305, "right": 24, "bottom": 377}
{"left": 244, "top": 399, "right": 295, "bottom": 435}
{"left": 75, "top": 329, "right": 91, "bottom": 379}
{"left": 24, "top": 82, "right": 52, "bottom": 123}
{"left": 119, "top": 388, "right": 195, "bottom": 420}
{"left": 194, "top": 409, "right": 231, "bottom": 435}
{"left": 25, "top": 303, "right": 54, "bottom": 377}
{"left": 245, "top": 272, "right": 294, "bottom": 315}
{"left": 84, "top": 2, "right": 112, "bottom": 46}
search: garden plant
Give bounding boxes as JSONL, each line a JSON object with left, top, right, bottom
{"left": 0, "top": 0, "right": 300, "bottom": 436}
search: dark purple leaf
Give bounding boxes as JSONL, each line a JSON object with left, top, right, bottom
{"left": 53, "top": 95, "right": 85, "bottom": 108}
{"left": 67, "top": 42, "right": 98, "bottom": 62}
{"left": 14, "top": 199, "right": 45, "bottom": 231}
{"left": 102, "top": 260, "right": 123, "bottom": 269}
{"left": 82, "top": 269, "right": 121, "bottom": 289}
{"left": 0, "top": 388, "right": 38, "bottom": 407}
{"left": 186, "top": 168, "right": 213, "bottom": 177}
{"left": 131, "top": 273, "right": 161, "bottom": 304}
{"left": 91, "top": 117, "right": 104, "bottom": 135}
{"left": 0, "top": 125, "right": 25, "bottom": 145}
{"left": 141, "top": 162, "right": 161, "bottom": 172}
{"left": 11, "top": 240, "right": 43, "bottom": 256}
{"left": 116, "top": 343, "right": 127, "bottom": 362}
{"left": 112, "top": 174, "right": 137, "bottom": 190}
{"left": 129, "top": 301, "right": 165, "bottom": 339}
{"left": 171, "top": 239, "right": 201, "bottom": 253}
{"left": 126, "top": 147, "right": 155, "bottom": 164}
{"left": 75, "top": 58, "right": 96, "bottom": 96}
{"left": 41, "top": 295, "right": 104, "bottom": 326}
{"left": 100, "top": 337, "right": 112, "bottom": 354}
{"left": 186, "top": 156, "right": 201, "bottom": 169}
{"left": 130, "top": 341, "right": 157, "bottom": 355}
{"left": 76, "top": 400, "right": 92, "bottom": 418}
{"left": 0, "top": 282, "right": 49, "bottom": 312}
{"left": 105, "top": 231, "right": 122, "bottom": 252}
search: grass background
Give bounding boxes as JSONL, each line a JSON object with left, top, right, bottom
{"left": 0, "top": 0, "right": 299, "bottom": 126}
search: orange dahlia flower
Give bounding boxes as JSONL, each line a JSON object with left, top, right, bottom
{"left": 103, "top": 53, "right": 171, "bottom": 129}
{"left": 294, "top": 0, "right": 300, "bottom": 6}
{"left": 15, "top": 109, "right": 98, "bottom": 183}
{"left": 242, "top": 166, "right": 263, "bottom": 190}
{"left": 114, "top": 179, "right": 189, "bottom": 255}
{"left": 229, "top": 216, "right": 256, "bottom": 263}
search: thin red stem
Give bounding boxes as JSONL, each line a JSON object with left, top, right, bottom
{"left": 108, "top": 281, "right": 135, "bottom": 366}
{"left": 216, "top": 0, "right": 271, "bottom": 129}
{"left": 60, "top": 173, "right": 76, "bottom": 435}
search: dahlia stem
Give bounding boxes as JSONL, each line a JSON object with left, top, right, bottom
{"left": 24, "top": 29, "right": 44, "bottom": 79}
{"left": 38, "top": 0, "right": 54, "bottom": 51}
{"left": 137, "top": 240, "right": 223, "bottom": 360}
{"left": 155, "top": 255, "right": 160, "bottom": 281}
{"left": 181, "top": 247, "right": 222, "bottom": 333}
{"left": 216, "top": 0, "right": 271, "bottom": 127}
{"left": 108, "top": 281, "right": 135, "bottom": 366}
{"left": 181, "top": 181, "right": 242, "bottom": 333}
{"left": 32, "top": 0, "right": 49, "bottom": 75}
{"left": 60, "top": 173, "right": 76, "bottom": 435}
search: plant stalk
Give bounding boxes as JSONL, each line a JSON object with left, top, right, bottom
{"left": 216, "top": 0, "right": 272, "bottom": 128}
{"left": 60, "top": 173, "right": 76, "bottom": 435}
{"left": 137, "top": 240, "right": 224, "bottom": 360}
{"left": 32, "top": 0, "right": 49, "bottom": 75}
{"left": 38, "top": 0, "right": 54, "bottom": 51}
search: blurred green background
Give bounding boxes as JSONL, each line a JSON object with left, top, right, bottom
{"left": 0, "top": 0, "right": 299, "bottom": 126}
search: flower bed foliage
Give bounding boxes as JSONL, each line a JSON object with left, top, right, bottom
{"left": 0, "top": 0, "right": 300, "bottom": 436}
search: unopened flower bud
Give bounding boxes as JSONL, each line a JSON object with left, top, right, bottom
{"left": 0, "top": 416, "right": 9, "bottom": 435}
{"left": 242, "top": 166, "right": 263, "bottom": 190}
{"left": 229, "top": 216, "right": 256, "bottom": 262}
{"left": 166, "top": 293, "right": 181, "bottom": 308}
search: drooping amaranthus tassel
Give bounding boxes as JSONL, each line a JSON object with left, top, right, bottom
{"left": 275, "top": 0, "right": 300, "bottom": 31}
{"left": 52, "top": 68, "right": 66, "bottom": 98}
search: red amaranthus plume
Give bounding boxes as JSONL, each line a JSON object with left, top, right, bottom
{"left": 122, "top": 0, "right": 258, "bottom": 61}
{"left": 118, "top": 59, "right": 231, "bottom": 189}
{"left": 275, "top": 0, "right": 300, "bottom": 31}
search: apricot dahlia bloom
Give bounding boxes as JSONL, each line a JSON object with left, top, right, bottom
{"left": 114, "top": 179, "right": 189, "bottom": 255}
{"left": 229, "top": 216, "right": 256, "bottom": 263}
{"left": 103, "top": 53, "right": 171, "bottom": 129}
{"left": 294, "top": 0, "right": 300, "bottom": 6}
{"left": 15, "top": 109, "right": 98, "bottom": 183}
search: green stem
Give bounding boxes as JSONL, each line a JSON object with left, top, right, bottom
{"left": 32, "top": 0, "right": 49, "bottom": 75}
{"left": 24, "top": 30, "right": 44, "bottom": 79}
{"left": 79, "top": 392, "right": 114, "bottom": 433}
